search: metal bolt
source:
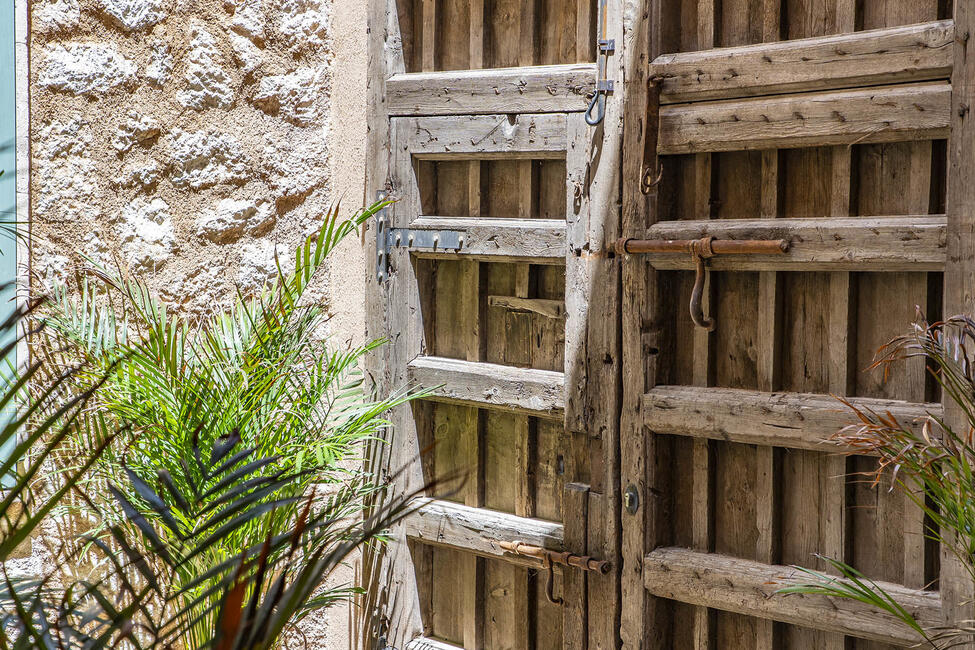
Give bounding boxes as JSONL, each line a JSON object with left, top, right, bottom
{"left": 623, "top": 484, "right": 639, "bottom": 515}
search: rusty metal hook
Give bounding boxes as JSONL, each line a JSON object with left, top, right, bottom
{"left": 640, "top": 164, "right": 663, "bottom": 195}
{"left": 688, "top": 237, "right": 716, "bottom": 331}
{"left": 543, "top": 554, "right": 563, "bottom": 606}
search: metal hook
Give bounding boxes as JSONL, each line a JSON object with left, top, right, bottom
{"left": 543, "top": 554, "right": 563, "bottom": 606}
{"left": 585, "top": 92, "right": 606, "bottom": 126}
{"left": 640, "top": 164, "right": 663, "bottom": 195}
{"left": 689, "top": 237, "right": 716, "bottom": 331}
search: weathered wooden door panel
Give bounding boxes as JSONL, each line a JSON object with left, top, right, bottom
{"left": 366, "top": 0, "right": 626, "bottom": 645}
{"left": 621, "top": 0, "right": 964, "bottom": 647}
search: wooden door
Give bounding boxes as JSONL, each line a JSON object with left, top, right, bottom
{"left": 621, "top": 1, "right": 972, "bottom": 649}
{"left": 363, "top": 1, "right": 627, "bottom": 648}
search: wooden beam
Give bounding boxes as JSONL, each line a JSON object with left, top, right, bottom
{"left": 653, "top": 20, "right": 953, "bottom": 103}
{"left": 386, "top": 64, "right": 597, "bottom": 116}
{"left": 642, "top": 385, "right": 939, "bottom": 452}
{"left": 639, "top": 215, "right": 946, "bottom": 271}
{"left": 408, "top": 356, "right": 564, "bottom": 416}
{"left": 643, "top": 547, "right": 941, "bottom": 646}
{"left": 658, "top": 82, "right": 950, "bottom": 154}
{"left": 487, "top": 295, "right": 565, "bottom": 319}
{"left": 407, "top": 217, "right": 565, "bottom": 263}
{"left": 404, "top": 497, "right": 565, "bottom": 568}
{"left": 943, "top": 1, "right": 975, "bottom": 642}
{"left": 396, "top": 114, "right": 567, "bottom": 159}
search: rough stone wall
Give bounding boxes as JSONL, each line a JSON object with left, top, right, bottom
{"left": 30, "top": 0, "right": 343, "bottom": 317}
{"left": 28, "top": 0, "right": 369, "bottom": 646}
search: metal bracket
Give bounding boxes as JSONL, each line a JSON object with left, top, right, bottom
{"left": 616, "top": 236, "right": 790, "bottom": 330}
{"left": 376, "top": 199, "right": 465, "bottom": 282}
{"left": 597, "top": 39, "right": 616, "bottom": 91}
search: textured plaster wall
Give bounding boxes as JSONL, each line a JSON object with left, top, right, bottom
{"left": 27, "top": 0, "right": 369, "bottom": 646}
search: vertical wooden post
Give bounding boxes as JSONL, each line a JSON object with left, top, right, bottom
{"left": 755, "top": 149, "right": 781, "bottom": 650}
{"left": 421, "top": 0, "right": 437, "bottom": 71}
{"left": 470, "top": 0, "right": 484, "bottom": 70}
{"left": 563, "top": 0, "right": 625, "bottom": 641}
{"left": 692, "top": 2, "right": 715, "bottom": 639}
{"left": 363, "top": 1, "right": 419, "bottom": 647}
{"left": 620, "top": 0, "right": 663, "bottom": 646}
{"left": 827, "top": 131, "right": 855, "bottom": 650}
{"left": 461, "top": 161, "right": 485, "bottom": 650}
{"left": 576, "top": 0, "right": 593, "bottom": 62}
{"left": 943, "top": 1, "right": 975, "bottom": 643}
{"left": 564, "top": 111, "right": 591, "bottom": 650}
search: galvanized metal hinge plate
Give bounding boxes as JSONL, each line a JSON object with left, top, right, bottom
{"left": 375, "top": 197, "right": 466, "bottom": 282}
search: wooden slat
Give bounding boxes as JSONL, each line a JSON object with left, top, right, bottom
{"left": 658, "top": 82, "right": 950, "bottom": 154}
{"left": 397, "top": 114, "right": 567, "bottom": 159}
{"left": 408, "top": 356, "right": 564, "bottom": 416}
{"left": 943, "top": 1, "right": 975, "bottom": 641}
{"left": 755, "top": 148, "right": 781, "bottom": 650}
{"left": 642, "top": 386, "right": 938, "bottom": 452}
{"left": 404, "top": 497, "right": 565, "bottom": 568}
{"left": 653, "top": 20, "right": 953, "bottom": 103}
{"left": 640, "top": 215, "right": 946, "bottom": 271}
{"left": 387, "top": 64, "right": 597, "bottom": 116}
{"left": 407, "top": 216, "right": 565, "bottom": 263}
{"left": 487, "top": 295, "right": 565, "bottom": 318}
{"left": 643, "top": 547, "right": 941, "bottom": 646}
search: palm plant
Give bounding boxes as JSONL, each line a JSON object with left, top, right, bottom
{"left": 19, "top": 201, "right": 423, "bottom": 646}
{"left": 781, "top": 313, "right": 975, "bottom": 648}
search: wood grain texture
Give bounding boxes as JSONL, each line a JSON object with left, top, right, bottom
{"left": 942, "top": 1, "right": 975, "bottom": 641}
{"left": 387, "top": 64, "right": 597, "bottom": 116}
{"left": 653, "top": 20, "right": 953, "bottom": 103}
{"left": 642, "top": 385, "right": 938, "bottom": 452}
{"left": 404, "top": 497, "right": 565, "bottom": 568}
{"left": 397, "top": 114, "right": 568, "bottom": 159}
{"left": 619, "top": 0, "right": 663, "bottom": 645}
{"left": 408, "top": 355, "right": 564, "bottom": 416}
{"left": 408, "top": 216, "right": 565, "bottom": 263}
{"left": 658, "top": 82, "right": 950, "bottom": 154}
{"left": 643, "top": 547, "right": 941, "bottom": 646}
{"left": 640, "top": 215, "right": 947, "bottom": 271}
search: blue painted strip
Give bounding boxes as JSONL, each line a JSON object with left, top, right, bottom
{"left": 0, "top": 1, "right": 18, "bottom": 482}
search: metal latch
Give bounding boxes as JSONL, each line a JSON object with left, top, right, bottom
{"left": 616, "top": 236, "right": 790, "bottom": 330}
{"left": 498, "top": 540, "right": 610, "bottom": 606}
{"left": 375, "top": 201, "right": 465, "bottom": 282}
{"left": 585, "top": 0, "right": 615, "bottom": 125}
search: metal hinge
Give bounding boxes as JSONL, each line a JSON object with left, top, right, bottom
{"left": 375, "top": 196, "right": 465, "bottom": 282}
{"left": 596, "top": 39, "right": 616, "bottom": 92}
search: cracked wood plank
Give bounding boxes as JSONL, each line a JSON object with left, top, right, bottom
{"left": 653, "top": 20, "right": 953, "bottom": 103}
{"left": 642, "top": 385, "right": 939, "bottom": 452}
{"left": 658, "top": 82, "right": 950, "bottom": 154}
{"left": 387, "top": 64, "right": 596, "bottom": 115}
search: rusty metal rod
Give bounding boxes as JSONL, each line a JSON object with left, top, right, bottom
{"left": 498, "top": 540, "right": 611, "bottom": 574}
{"left": 616, "top": 237, "right": 790, "bottom": 256}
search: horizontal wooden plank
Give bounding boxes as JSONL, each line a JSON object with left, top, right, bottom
{"left": 404, "top": 497, "right": 564, "bottom": 569}
{"left": 408, "top": 356, "right": 564, "bottom": 416}
{"left": 409, "top": 216, "right": 565, "bottom": 263}
{"left": 659, "top": 82, "right": 950, "bottom": 154}
{"left": 395, "top": 114, "right": 567, "bottom": 159}
{"left": 405, "top": 637, "right": 461, "bottom": 650}
{"left": 387, "top": 64, "right": 596, "bottom": 116}
{"left": 640, "top": 216, "right": 946, "bottom": 271}
{"left": 644, "top": 547, "right": 940, "bottom": 646}
{"left": 653, "top": 20, "right": 953, "bottom": 103}
{"left": 643, "top": 385, "right": 939, "bottom": 452}
{"left": 487, "top": 295, "right": 566, "bottom": 318}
